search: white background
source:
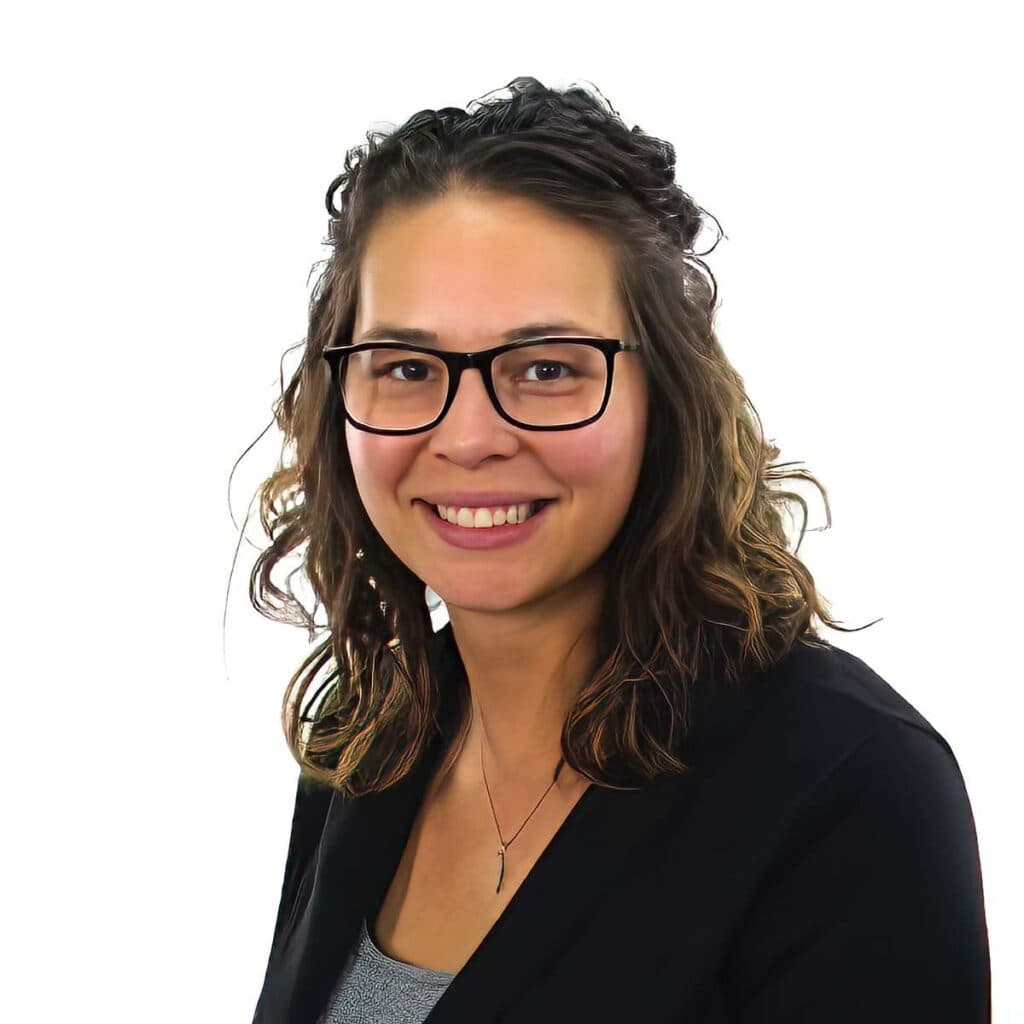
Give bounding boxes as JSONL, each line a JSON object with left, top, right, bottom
{"left": 2, "top": 1, "right": 1020, "bottom": 1020}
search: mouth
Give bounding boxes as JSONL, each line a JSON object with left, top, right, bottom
{"left": 417, "top": 498, "right": 557, "bottom": 527}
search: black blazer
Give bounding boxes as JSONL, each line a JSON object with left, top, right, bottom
{"left": 252, "top": 624, "right": 990, "bottom": 1023}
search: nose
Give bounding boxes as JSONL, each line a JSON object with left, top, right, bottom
{"left": 427, "top": 365, "right": 518, "bottom": 462}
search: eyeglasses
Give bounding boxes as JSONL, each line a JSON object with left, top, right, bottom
{"left": 322, "top": 336, "right": 640, "bottom": 435}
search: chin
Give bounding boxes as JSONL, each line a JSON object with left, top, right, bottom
{"left": 427, "top": 577, "right": 538, "bottom": 616}
{"left": 432, "top": 592, "right": 529, "bottom": 616}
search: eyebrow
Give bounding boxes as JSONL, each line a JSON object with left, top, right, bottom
{"left": 355, "top": 321, "right": 604, "bottom": 346}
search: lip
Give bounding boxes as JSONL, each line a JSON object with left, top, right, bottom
{"left": 416, "top": 498, "right": 556, "bottom": 550}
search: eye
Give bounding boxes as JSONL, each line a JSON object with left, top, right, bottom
{"left": 522, "top": 360, "right": 575, "bottom": 383}
{"left": 375, "top": 360, "right": 433, "bottom": 382}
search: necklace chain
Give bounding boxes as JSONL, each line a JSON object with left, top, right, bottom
{"left": 479, "top": 729, "right": 564, "bottom": 894}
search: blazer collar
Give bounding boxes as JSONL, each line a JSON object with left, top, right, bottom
{"left": 274, "top": 622, "right": 760, "bottom": 1023}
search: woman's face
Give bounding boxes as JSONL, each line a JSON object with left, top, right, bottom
{"left": 346, "top": 189, "right": 649, "bottom": 616}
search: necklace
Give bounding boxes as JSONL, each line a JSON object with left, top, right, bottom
{"left": 479, "top": 730, "right": 565, "bottom": 894}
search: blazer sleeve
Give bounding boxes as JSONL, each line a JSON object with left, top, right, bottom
{"left": 723, "top": 716, "right": 991, "bottom": 1023}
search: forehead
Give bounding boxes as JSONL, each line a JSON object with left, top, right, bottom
{"left": 355, "top": 192, "right": 623, "bottom": 339}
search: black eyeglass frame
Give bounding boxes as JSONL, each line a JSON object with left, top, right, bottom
{"left": 322, "top": 336, "right": 640, "bottom": 435}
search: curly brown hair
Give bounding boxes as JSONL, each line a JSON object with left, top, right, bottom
{"left": 236, "top": 76, "right": 877, "bottom": 798}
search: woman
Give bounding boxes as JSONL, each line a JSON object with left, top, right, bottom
{"left": 250, "top": 77, "right": 990, "bottom": 1023}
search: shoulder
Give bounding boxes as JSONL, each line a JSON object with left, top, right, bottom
{"left": 718, "top": 642, "right": 990, "bottom": 1017}
{"left": 270, "top": 771, "right": 337, "bottom": 931}
{"left": 685, "top": 636, "right": 974, "bottom": 837}
{"left": 760, "top": 636, "right": 942, "bottom": 730}
{"left": 734, "top": 636, "right": 958, "bottom": 769}
{"left": 771, "top": 640, "right": 978, "bottom": 860}
{"left": 706, "top": 638, "right": 986, "bottom": 946}
{"left": 290, "top": 770, "right": 336, "bottom": 840}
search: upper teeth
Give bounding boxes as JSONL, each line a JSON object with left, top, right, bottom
{"left": 436, "top": 502, "right": 543, "bottom": 527}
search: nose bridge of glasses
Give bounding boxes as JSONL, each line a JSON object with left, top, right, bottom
{"left": 446, "top": 354, "right": 499, "bottom": 413}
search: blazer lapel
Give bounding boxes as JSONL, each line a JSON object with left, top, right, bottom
{"left": 267, "top": 623, "right": 464, "bottom": 1022}
{"left": 422, "top": 628, "right": 760, "bottom": 1022}
{"left": 272, "top": 622, "right": 755, "bottom": 1023}
{"left": 423, "top": 769, "right": 696, "bottom": 1022}
{"left": 270, "top": 737, "right": 443, "bottom": 1024}
{"left": 282, "top": 738, "right": 697, "bottom": 1024}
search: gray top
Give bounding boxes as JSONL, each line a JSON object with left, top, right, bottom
{"left": 317, "top": 916, "right": 456, "bottom": 1024}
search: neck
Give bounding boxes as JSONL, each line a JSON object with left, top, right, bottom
{"left": 444, "top": 564, "right": 605, "bottom": 791}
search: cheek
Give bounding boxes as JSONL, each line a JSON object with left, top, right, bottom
{"left": 562, "top": 367, "right": 648, "bottom": 488}
{"left": 345, "top": 427, "right": 415, "bottom": 505}
{"left": 545, "top": 415, "right": 646, "bottom": 492}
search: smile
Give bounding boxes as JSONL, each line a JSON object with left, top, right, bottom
{"left": 415, "top": 498, "right": 558, "bottom": 550}
{"left": 433, "top": 499, "right": 555, "bottom": 528}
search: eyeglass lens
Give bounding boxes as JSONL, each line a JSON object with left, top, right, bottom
{"left": 339, "top": 341, "right": 607, "bottom": 430}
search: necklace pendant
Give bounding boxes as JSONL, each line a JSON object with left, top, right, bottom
{"left": 496, "top": 846, "right": 506, "bottom": 894}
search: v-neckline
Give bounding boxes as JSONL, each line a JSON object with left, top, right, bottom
{"left": 370, "top": 762, "right": 603, "bottom": 981}
{"left": 271, "top": 621, "right": 754, "bottom": 1023}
